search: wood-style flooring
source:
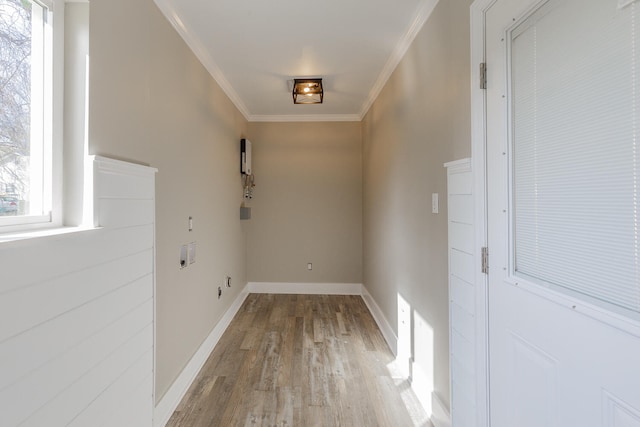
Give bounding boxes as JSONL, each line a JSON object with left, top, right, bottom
{"left": 166, "top": 294, "right": 430, "bottom": 427}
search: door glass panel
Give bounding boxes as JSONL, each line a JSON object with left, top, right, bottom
{"left": 511, "top": 0, "right": 640, "bottom": 313}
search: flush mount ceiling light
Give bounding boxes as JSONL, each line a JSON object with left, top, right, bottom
{"left": 292, "top": 78, "right": 323, "bottom": 104}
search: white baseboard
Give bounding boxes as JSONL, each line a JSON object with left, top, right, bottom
{"left": 430, "top": 391, "right": 452, "bottom": 427}
{"left": 246, "top": 282, "right": 362, "bottom": 295}
{"left": 361, "top": 285, "right": 398, "bottom": 356}
{"left": 153, "top": 287, "right": 249, "bottom": 427}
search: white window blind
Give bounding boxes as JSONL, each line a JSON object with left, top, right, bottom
{"left": 511, "top": 0, "right": 640, "bottom": 314}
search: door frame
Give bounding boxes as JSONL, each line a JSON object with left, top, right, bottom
{"left": 470, "top": 1, "right": 496, "bottom": 426}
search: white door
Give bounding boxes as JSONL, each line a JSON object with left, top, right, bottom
{"left": 486, "top": 0, "right": 640, "bottom": 426}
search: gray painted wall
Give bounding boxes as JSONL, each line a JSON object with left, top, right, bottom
{"left": 246, "top": 122, "right": 363, "bottom": 285}
{"left": 362, "top": 0, "right": 473, "bottom": 410}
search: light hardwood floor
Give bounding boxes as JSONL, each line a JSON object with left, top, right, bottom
{"left": 166, "top": 294, "right": 430, "bottom": 427}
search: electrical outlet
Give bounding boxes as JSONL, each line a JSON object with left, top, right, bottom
{"left": 307, "top": 262, "right": 312, "bottom": 271}
{"left": 225, "top": 276, "right": 232, "bottom": 288}
{"left": 218, "top": 286, "right": 222, "bottom": 299}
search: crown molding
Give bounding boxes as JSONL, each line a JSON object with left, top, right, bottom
{"left": 358, "top": 0, "right": 440, "bottom": 120}
{"left": 153, "top": 0, "right": 252, "bottom": 121}
{"left": 154, "top": 0, "right": 440, "bottom": 123}
{"left": 248, "top": 114, "right": 362, "bottom": 123}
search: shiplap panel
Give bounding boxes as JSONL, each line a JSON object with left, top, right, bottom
{"left": 95, "top": 171, "right": 155, "bottom": 200}
{"left": 21, "top": 326, "right": 153, "bottom": 427}
{"left": 450, "top": 275, "right": 475, "bottom": 315}
{"left": 448, "top": 170, "right": 473, "bottom": 195}
{"left": 104, "top": 374, "right": 154, "bottom": 427}
{"left": 451, "top": 329, "right": 474, "bottom": 373}
{"left": 451, "top": 379, "right": 476, "bottom": 427}
{"left": 67, "top": 351, "right": 154, "bottom": 427}
{"left": 0, "top": 249, "right": 152, "bottom": 344}
{"left": 448, "top": 194, "right": 474, "bottom": 225}
{"left": 450, "top": 248, "right": 475, "bottom": 285}
{"left": 94, "top": 160, "right": 156, "bottom": 200}
{"left": 0, "top": 224, "right": 154, "bottom": 294}
{"left": 451, "top": 302, "right": 475, "bottom": 343}
{"left": 450, "top": 221, "right": 474, "bottom": 255}
{"left": 0, "top": 156, "right": 156, "bottom": 427}
{"left": 97, "top": 198, "right": 155, "bottom": 229}
{"left": 446, "top": 158, "right": 476, "bottom": 427}
{"left": 0, "top": 278, "right": 152, "bottom": 415}
{"left": 450, "top": 397, "right": 475, "bottom": 427}
{"left": 451, "top": 356, "right": 476, "bottom": 407}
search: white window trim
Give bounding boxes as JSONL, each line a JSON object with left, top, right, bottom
{"left": 51, "top": 0, "right": 64, "bottom": 228}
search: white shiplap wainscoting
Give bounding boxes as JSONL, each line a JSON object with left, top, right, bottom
{"left": 445, "top": 158, "right": 476, "bottom": 427}
{"left": 0, "top": 156, "right": 157, "bottom": 427}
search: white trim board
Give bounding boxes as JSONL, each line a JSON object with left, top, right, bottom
{"left": 361, "top": 285, "right": 398, "bottom": 356}
{"left": 469, "top": 1, "right": 494, "bottom": 427}
{"left": 246, "top": 282, "right": 363, "bottom": 295}
{"left": 153, "top": 288, "right": 249, "bottom": 427}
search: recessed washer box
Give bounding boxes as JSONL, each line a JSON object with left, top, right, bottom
{"left": 188, "top": 242, "right": 196, "bottom": 264}
{"left": 179, "top": 245, "right": 188, "bottom": 269}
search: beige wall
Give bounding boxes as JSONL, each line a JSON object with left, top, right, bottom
{"left": 246, "top": 122, "right": 362, "bottom": 284}
{"left": 88, "top": 0, "right": 248, "bottom": 402}
{"left": 362, "top": 0, "right": 472, "bottom": 411}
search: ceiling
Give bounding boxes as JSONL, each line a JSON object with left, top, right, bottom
{"left": 153, "top": 0, "right": 438, "bottom": 122}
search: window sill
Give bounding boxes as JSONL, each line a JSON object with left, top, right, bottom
{"left": 0, "top": 225, "right": 101, "bottom": 244}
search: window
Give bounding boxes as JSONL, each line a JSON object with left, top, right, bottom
{"left": 0, "top": 0, "right": 53, "bottom": 226}
{"left": 511, "top": 0, "right": 640, "bottom": 315}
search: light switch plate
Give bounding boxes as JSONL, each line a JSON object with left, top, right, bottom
{"left": 432, "top": 193, "right": 439, "bottom": 214}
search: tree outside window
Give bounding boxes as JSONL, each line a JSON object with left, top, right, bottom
{"left": 0, "top": 0, "right": 51, "bottom": 220}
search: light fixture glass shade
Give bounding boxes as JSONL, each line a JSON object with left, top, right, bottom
{"left": 293, "top": 78, "right": 323, "bottom": 104}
